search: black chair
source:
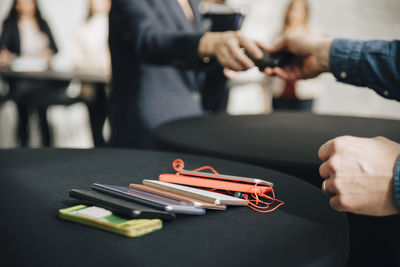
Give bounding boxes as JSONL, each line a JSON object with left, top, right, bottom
{"left": 8, "top": 79, "right": 75, "bottom": 146}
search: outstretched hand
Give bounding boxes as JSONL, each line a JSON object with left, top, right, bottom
{"left": 199, "top": 31, "right": 267, "bottom": 72}
{"left": 264, "top": 31, "right": 333, "bottom": 81}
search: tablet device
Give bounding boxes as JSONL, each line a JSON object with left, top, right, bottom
{"left": 69, "top": 189, "right": 175, "bottom": 221}
{"left": 92, "top": 183, "right": 206, "bottom": 215}
{"left": 129, "top": 184, "right": 227, "bottom": 210}
{"left": 143, "top": 180, "right": 248, "bottom": 206}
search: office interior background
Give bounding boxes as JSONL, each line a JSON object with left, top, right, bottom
{"left": 0, "top": 0, "right": 399, "bottom": 148}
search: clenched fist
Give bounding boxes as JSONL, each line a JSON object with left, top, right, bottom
{"left": 318, "top": 136, "right": 400, "bottom": 216}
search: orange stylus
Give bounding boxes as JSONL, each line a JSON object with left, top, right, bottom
{"left": 159, "top": 174, "right": 272, "bottom": 194}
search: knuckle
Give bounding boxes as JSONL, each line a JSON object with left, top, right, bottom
{"left": 373, "top": 136, "right": 386, "bottom": 142}
{"left": 330, "top": 196, "right": 348, "bottom": 212}
{"left": 331, "top": 136, "right": 350, "bottom": 152}
{"left": 234, "top": 31, "right": 243, "bottom": 38}
{"left": 326, "top": 160, "right": 337, "bottom": 174}
{"left": 330, "top": 139, "right": 339, "bottom": 152}
{"left": 339, "top": 135, "right": 353, "bottom": 144}
{"left": 329, "top": 197, "right": 340, "bottom": 210}
{"left": 330, "top": 178, "right": 341, "bottom": 192}
{"left": 337, "top": 196, "right": 351, "bottom": 211}
{"left": 318, "top": 164, "right": 326, "bottom": 176}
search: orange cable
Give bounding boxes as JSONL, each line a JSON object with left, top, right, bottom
{"left": 171, "top": 159, "right": 284, "bottom": 213}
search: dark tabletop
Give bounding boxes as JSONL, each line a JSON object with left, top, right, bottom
{"left": 0, "top": 148, "right": 348, "bottom": 267}
{"left": 0, "top": 67, "right": 110, "bottom": 84}
{"left": 152, "top": 112, "right": 400, "bottom": 266}
{"left": 153, "top": 113, "right": 400, "bottom": 186}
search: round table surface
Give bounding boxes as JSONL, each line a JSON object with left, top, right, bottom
{"left": 0, "top": 148, "right": 348, "bottom": 267}
{"left": 152, "top": 113, "right": 400, "bottom": 185}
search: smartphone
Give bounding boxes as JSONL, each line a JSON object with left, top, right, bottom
{"left": 59, "top": 205, "right": 162, "bottom": 238}
{"left": 92, "top": 183, "right": 206, "bottom": 215}
{"left": 178, "top": 170, "right": 274, "bottom": 187}
{"left": 143, "top": 180, "right": 248, "bottom": 206}
{"left": 129, "top": 184, "right": 227, "bottom": 210}
{"left": 69, "top": 189, "right": 175, "bottom": 221}
{"left": 246, "top": 50, "right": 293, "bottom": 70}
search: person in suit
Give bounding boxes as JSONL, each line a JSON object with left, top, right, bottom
{"left": 109, "top": 0, "right": 265, "bottom": 148}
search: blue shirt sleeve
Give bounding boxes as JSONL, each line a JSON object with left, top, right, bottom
{"left": 329, "top": 39, "right": 400, "bottom": 101}
{"left": 394, "top": 155, "right": 400, "bottom": 212}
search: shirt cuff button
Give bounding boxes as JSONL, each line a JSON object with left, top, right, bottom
{"left": 202, "top": 57, "right": 210, "bottom": 63}
{"left": 340, "top": 71, "right": 347, "bottom": 79}
{"left": 383, "top": 90, "right": 389, "bottom": 97}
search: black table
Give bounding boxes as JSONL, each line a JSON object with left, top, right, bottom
{"left": 152, "top": 112, "right": 400, "bottom": 266}
{"left": 0, "top": 67, "right": 110, "bottom": 84}
{"left": 153, "top": 113, "right": 400, "bottom": 187}
{"left": 0, "top": 149, "right": 348, "bottom": 267}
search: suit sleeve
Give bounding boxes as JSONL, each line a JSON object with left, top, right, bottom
{"left": 330, "top": 39, "right": 400, "bottom": 101}
{"left": 110, "top": 0, "right": 205, "bottom": 68}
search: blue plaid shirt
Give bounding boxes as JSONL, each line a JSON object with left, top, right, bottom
{"left": 330, "top": 39, "right": 400, "bottom": 212}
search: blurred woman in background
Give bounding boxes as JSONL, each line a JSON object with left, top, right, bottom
{"left": 74, "top": 0, "right": 111, "bottom": 74}
{"left": 0, "top": 0, "right": 57, "bottom": 69}
{"left": 264, "top": 0, "right": 320, "bottom": 111}
{"left": 0, "top": 0, "right": 59, "bottom": 146}
{"left": 73, "top": 0, "right": 111, "bottom": 146}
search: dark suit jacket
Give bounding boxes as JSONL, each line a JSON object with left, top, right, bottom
{"left": 109, "top": 0, "right": 212, "bottom": 148}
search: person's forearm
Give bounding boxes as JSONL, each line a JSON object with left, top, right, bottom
{"left": 137, "top": 30, "right": 204, "bottom": 67}
{"left": 315, "top": 38, "right": 333, "bottom": 73}
{"left": 110, "top": 0, "right": 205, "bottom": 68}
{"left": 329, "top": 39, "right": 400, "bottom": 100}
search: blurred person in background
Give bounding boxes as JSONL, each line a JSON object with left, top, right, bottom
{"left": 263, "top": 0, "right": 320, "bottom": 112}
{"left": 0, "top": 0, "right": 60, "bottom": 146}
{"left": 0, "top": 0, "right": 57, "bottom": 69}
{"left": 73, "top": 0, "right": 111, "bottom": 146}
{"left": 74, "top": 0, "right": 111, "bottom": 74}
{"left": 109, "top": 0, "right": 265, "bottom": 148}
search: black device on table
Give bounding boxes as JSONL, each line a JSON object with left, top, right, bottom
{"left": 91, "top": 183, "right": 206, "bottom": 215}
{"left": 247, "top": 50, "right": 294, "bottom": 70}
{"left": 70, "top": 189, "right": 176, "bottom": 221}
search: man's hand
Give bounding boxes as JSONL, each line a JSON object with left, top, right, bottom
{"left": 318, "top": 136, "right": 400, "bottom": 216}
{"left": 198, "top": 31, "right": 265, "bottom": 72}
{"left": 264, "top": 31, "right": 333, "bottom": 81}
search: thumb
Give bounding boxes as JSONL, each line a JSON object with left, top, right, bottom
{"left": 267, "top": 36, "right": 288, "bottom": 53}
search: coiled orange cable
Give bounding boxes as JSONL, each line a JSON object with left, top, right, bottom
{"left": 172, "top": 159, "right": 284, "bottom": 213}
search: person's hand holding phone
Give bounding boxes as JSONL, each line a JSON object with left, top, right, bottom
{"left": 263, "top": 31, "right": 333, "bottom": 81}
{"left": 198, "top": 31, "right": 265, "bottom": 72}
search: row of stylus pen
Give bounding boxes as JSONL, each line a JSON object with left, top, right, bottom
{"left": 70, "top": 179, "right": 250, "bottom": 221}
